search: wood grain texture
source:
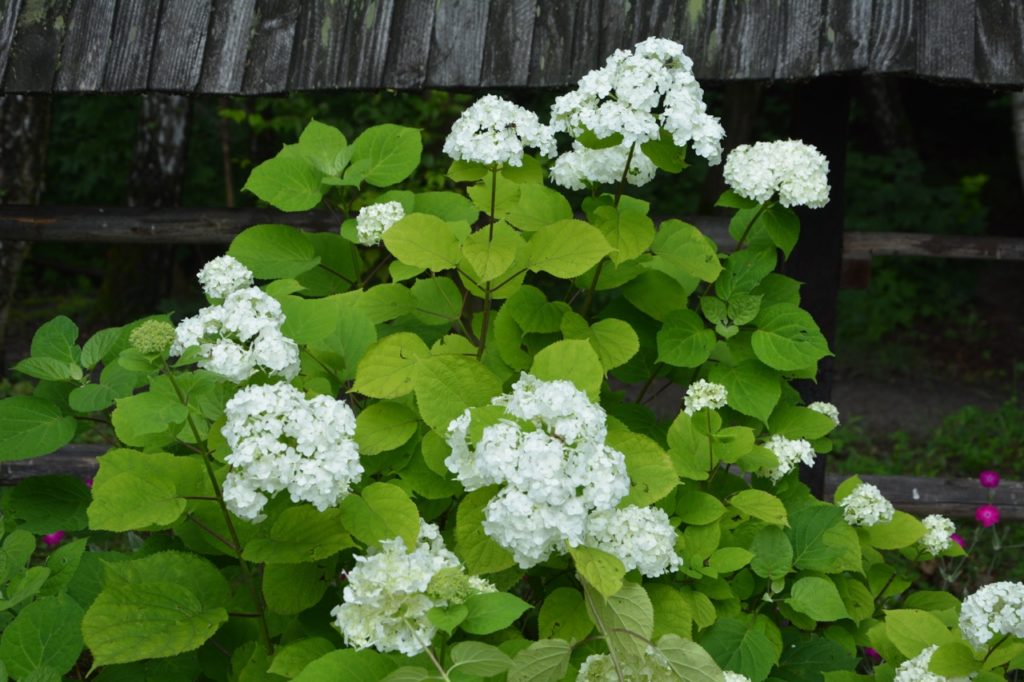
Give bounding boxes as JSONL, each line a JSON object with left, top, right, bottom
{"left": 3, "top": 0, "right": 68, "bottom": 92}
{"left": 198, "top": 0, "right": 257, "bottom": 93}
{"left": 0, "top": 0, "right": 24, "bottom": 87}
{"left": 54, "top": 0, "right": 115, "bottom": 91}
{"left": 103, "top": 0, "right": 163, "bottom": 91}
{"left": 480, "top": 0, "right": 535, "bottom": 87}
{"left": 822, "top": 0, "right": 872, "bottom": 75}
{"left": 917, "top": 0, "right": 975, "bottom": 81}
{"left": 337, "top": 0, "right": 396, "bottom": 88}
{"left": 150, "top": 0, "right": 213, "bottom": 90}
{"left": 427, "top": 0, "right": 491, "bottom": 88}
{"left": 974, "top": 1, "right": 1024, "bottom": 86}
{"left": 381, "top": 0, "right": 435, "bottom": 89}
{"left": 242, "top": 0, "right": 299, "bottom": 93}
{"left": 869, "top": 0, "right": 916, "bottom": 74}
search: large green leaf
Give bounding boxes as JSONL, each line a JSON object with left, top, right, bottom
{"left": 749, "top": 526, "right": 793, "bottom": 580}
{"left": 243, "top": 505, "right": 354, "bottom": 563}
{"left": 461, "top": 592, "right": 532, "bottom": 635}
{"left": 111, "top": 392, "right": 189, "bottom": 447}
{"left": 751, "top": 304, "right": 831, "bottom": 371}
{"left": 412, "top": 354, "right": 502, "bottom": 431}
{"left": 449, "top": 641, "right": 513, "bottom": 677}
{"left": 586, "top": 581, "right": 654, "bottom": 660}
{"left": 507, "top": 640, "right": 572, "bottom": 682}
{"left": 507, "top": 184, "right": 572, "bottom": 231}
{"left": 89, "top": 473, "right": 186, "bottom": 532}
{"left": 657, "top": 635, "right": 725, "bottom": 682}
{"left": 13, "top": 356, "right": 82, "bottom": 382}
{"left": 292, "top": 649, "right": 398, "bottom": 682}
{"left": 355, "top": 401, "right": 419, "bottom": 455}
{"left": 729, "top": 490, "right": 788, "bottom": 527}
{"left": 592, "top": 204, "right": 655, "bottom": 265}
{"left": 455, "top": 488, "right": 515, "bottom": 574}
{"left": 337, "top": 483, "right": 420, "bottom": 549}
{"left": 0, "top": 396, "right": 76, "bottom": 461}
{"left": 657, "top": 309, "right": 716, "bottom": 368}
{"left": 652, "top": 219, "right": 722, "bottom": 283}
{"left": 228, "top": 224, "right": 320, "bottom": 279}
{"left": 788, "top": 577, "right": 850, "bottom": 622}
{"left": 538, "top": 588, "right": 593, "bottom": 642}
{"left": 708, "top": 360, "right": 781, "bottom": 425}
{"left": 607, "top": 426, "right": 678, "bottom": 506}
{"left": 699, "top": 618, "right": 778, "bottom": 682}
{"left": 263, "top": 563, "right": 330, "bottom": 616}
{"left": 243, "top": 153, "right": 325, "bottom": 211}
{"left": 460, "top": 222, "right": 523, "bottom": 283}
{"left": 382, "top": 213, "right": 461, "bottom": 271}
{"left": 572, "top": 547, "right": 626, "bottom": 599}
{"left": 349, "top": 124, "right": 422, "bottom": 187}
{"left": 0, "top": 595, "right": 84, "bottom": 679}
{"left": 8, "top": 475, "right": 90, "bottom": 534}
{"left": 30, "top": 316, "right": 81, "bottom": 364}
{"left": 297, "top": 119, "right": 349, "bottom": 175}
{"left": 352, "top": 333, "right": 430, "bottom": 399}
{"left": 526, "top": 220, "right": 611, "bottom": 279}
{"left": 561, "top": 314, "right": 639, "bottom": 370}
{"left": 884, "top": 609, "right": 954, "bottom": 659}
{"left": 530, "top": 339, "right": 604, "bottom": 400}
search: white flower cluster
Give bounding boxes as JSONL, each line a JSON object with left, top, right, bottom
{"left": 332, "top": 522, "right": 493, "bottom": 656}
{"left": 808, "top": 401, "right": 840, "bottom": 426}
{"left": 549, "top": 141, "right": 657, "bottom": 191}
{"left": 197, "top": 255, "right": 254, "bottom": 300}
{"left": 172, "top": 262, "right": 299, "bottom": 383}
{"left": 221, "top": 383, "right": 363, "bottom": 521}
{"left": 893, "top": 645, "right": 974, "bottom": 682}
{"left": 683, "top": 379, "right": 728, "bottom": 416}
{"left": 576, "top": 646, "right": 674, "bottom": 681}
{"left": 724, "top": 673, "right": 753, "bottom": 682}
{"left": 550, "top": 37, "right": 724, "bottom": 171}
{"left": 920, "top": 514, "right": 956, "bottom": 555}
{"left": 959, "top": 581, "right": 1024, "bottom": 650}
{"left": 763, "top": 434, "right": 816, "bottom": 482}
{"left": 838, "top": 482, "right": 895, "bottom": 527}
{"left": 443, "top": 94, "right": 556, "bottom": 167}
{"left": 356, "top": 201, "right": 405, "bottom": 246}
{"left": 446, "top": 374, "right": 680, "bottom": 575}
{"left": 723, "top": 140, "right": 830, "bottom": 209}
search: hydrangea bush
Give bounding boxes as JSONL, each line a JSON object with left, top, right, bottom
{"left": 0, "top": 37, "right": 1021, "bottom": 681}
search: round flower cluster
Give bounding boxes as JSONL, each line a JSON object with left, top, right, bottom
{"left": 551, "top": 37, "right": 725, "bottom": 165}
{"left": 221, "top": 383, "right": 363, "bottom": 521}
{"left": 197, "top": 255, "right": 254, "bottom": 300}
{"left": 808, "top": 401, "right": 840, "bottom": 426}
{"left": 919, "top": 514, "right": 956, "bottom": 555}
{"left": 356, "top": 201, "right": 405, "bottom": 246}
{"left": 724, "top": 673, "right": 753, "bottom": 682}
{"left": 893, "top": 645, "right": 973, "bottom": 682}
{"left": 839, "top": 482, "right": 895, "bottom": 527}
{"left": 576, "top": 647, "right": 673, "bottom": 681}
{"left": 443, "top": 94, "right": 556, "bottom": 167}
{"left": 446, "top": 374, "right": 680, "bottom": 575}
{"left": 683, "top": 379, "right": 728, "bottom": 416}
{"left": 129, "top": 319, "right": 176, "bottom": 354}
{"left": 549, "top": 141, "right": 657, "bottom": 190}
{"left": 723, "top": 140, "right": 830, "bottom": 208}
{"left": 763, "top": 435, "right": 816, "bottom": 482}
{"left": 171, "top": 283, "right": 300, "bottom": 383}
{"left": 331, "top": 522, "right": 494, "bottom": 656}
{"left": 959, "top": 581, "right": 1024, "bottom": 650}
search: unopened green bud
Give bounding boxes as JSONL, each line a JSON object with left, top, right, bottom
{"left": 129, "top": 320, "right": 176, "bottom": 354}
{"left": 427, "top": 566, "right": 472, "bottom": 603}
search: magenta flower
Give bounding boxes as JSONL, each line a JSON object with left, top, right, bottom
{"left": 979, "top": 470, "right": 1000, "bottom": 489}
{"left": 864, "top": 647, "right": 882, "bottom": 664}
{"left": 975, "top": 505, "right": 1000, "bottom": 528}
{"left": 951, "top": 533, "right": 966, "bottom": 548}
{"left": 41, "top": 531, "right": 65, "bottom": 548}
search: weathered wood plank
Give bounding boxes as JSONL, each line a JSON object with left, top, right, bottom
{"left": 843, "top": 231, "right": 1024, "bottom": 261}
{"left": 0, "top": 0, "right": 24, "bottom": 87}
{"left": 241, "top": 0, "right": 299, "bottom": 94}
{"left": 337, "top": 0, "right": 396, "bottom": 88}
{"left": 427, "top": 0, "right": 491, "bottom": 88}
{"left": 480, "top": 0, "right": 535, "bottom": 87}
{"left": 0, "top": 445, "right": 104, "bottom": 485}
{"left": 288, "top": 0, "right": 353, "bottom": 90}
{"left": 54, "top": 0, "right": 115, "bottom": 92}
{"left": 150, "top": 0, "right": 213, "bottom": 91}
{"left": 528, "top": 0, "right": 579, "bottom": 87}
{"left": 869, "top": 0, "right": 916, "bottom": 74}
{"left": 3, "top": 0, "right": 69, "bottom": 92}
{"left": 821, "top": 0, "right": 872, "bottom": 74}
{"left": 974, "top": 1, "right": 1024, "bottom": 86}
{"left": 197, "top": 0, "right": 257, "bottom": 94}
{"left": 716, "top": 1, "right": 782, "bottom": 80}
{"left": 103, "top": 0, "right": 163, "bottom": 91}
{"left": 381, "top": 0, "right": 435, "bottom": 89}
{"left": 776, "top": 0, "right": 823, "bottom": 79}
{"left": 917, "top": 0, "right": 975, "bottom": 81}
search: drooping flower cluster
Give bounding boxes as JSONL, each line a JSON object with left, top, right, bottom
{"left": 197, "top": 255, "right": 254, "bottom": 300}
{"left": 221, "top": 383, "right": 363, "bottom": 521}
{"left": 172, "top": 259, "right": 299, "bottom": 383}
{"left": 446, "top": 373, "right": 680, "bottom": 575}
{"left": 893, "top": 645, "right": 973, "bottom": 682}
{"left": 683, "top": 379, "right": 728, "bottom": 416}
{"left": 919, "top": 514, "right": 956, "bottom": 555}
{"left": 356, "top": 201, "right": 405, "bottom": 246}
{"left": 723, "top": 139, "right": 830, "bottom": 208}
{"left": 576, "top": 646, "right": 674, "bottom": 681}
{"left": 959, "top": 581, "right": 1024, "bottom": 650}
{"left": 443, "top": 94, "right": 556, "bottom": 167}
{"left": 808, "top": 401, "right": 841, "bottom": 426}
{"left": 839, "top": 482, "right": 895, "bottom": 527}
{"left": 549, "top": 141, "right": 658, "bottom": 191}
{"left": 763, "top": 434, "right": 816, "bottom": 482}
{"left": 332, "top": 522, "right": 494, "bottom": 656}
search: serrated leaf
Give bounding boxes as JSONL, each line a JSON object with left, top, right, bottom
{"left": 450, "top": 641, "right": 513, "bottom": 677}
{"left": 657, "top": 309, "right": 716, "bottom": 368}
{"left": 751, "top": 304, "right": 831, "bottom": 372}
{"left": 507, "top": 184, "right": 572, "bottom": 231}
{"left": 0, "top": 595, "right": 84, "bottom": 679}
{"left": 461, "top": 592, "right": 531, "bottom": 635}
{"left": 0, "top": 397, "right": 76, "bottom": 462}
{"left": 571, "top": 547, "right": 625, "bottom": 599}
{"left": 243, "top": 154, "right": 324, "bottom": 211}
{"left": 538, "top": 588, "right": 593, "bottom": 642}
{"left": 228, "top": 224, "right": 320, "bottom": 278}
{"left": 352, "top": 333, "right": 430, "bottom": 399}
{"left": 729, "top": 489, "right": 788, "bottom": 527}
{"left": 526, "top": 220, "right": 611, "bottom": 279}
{"left": 508, "top": 639, "right": 571, "bottom": 682}
{"left": 412, "top": 354, "right": 502, "bottom": 431}
{"left": 658, "top": 634, "right": 725, "bottom": 682}
{"left": 243, "top": 505, "right": 354, "bottom": 563}
{"left": 455, "top": 489, "right": 515, "bottom": 574}
{"left": 349, "top": 124, "right": 422, "bottom": 187}
{"left": 531, "top": 340, "right": 604, "bottom": 400}
{"left": 383, "top": 213, "right": 462, "bottom": 272}
{"left": 355, "top": 401, "right": 419, "bottom": 455}
{"left": 337, "top": 483, "right": 419, "bottom": 549}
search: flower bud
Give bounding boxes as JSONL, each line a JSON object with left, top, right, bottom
{"left": 128, "top": 320, "right": 176, "bottom": 354}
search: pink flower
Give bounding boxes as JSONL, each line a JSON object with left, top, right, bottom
{"left": 979, "top": 470, "right": 1000, "bottom": 489}
{"left": 41, "top": 531, "right": 65, "bottom": 548}
{"left": 864, "top": 647, "right": 882, "bottom": 664}
{"left": 951, "top": 533, "right": 966, "bottom": 548}
{"left": 975, "top": 505, "right": 1000, "bottom": 528}
{"left": 85, "top": 478, "right": 94, "bottom": 489}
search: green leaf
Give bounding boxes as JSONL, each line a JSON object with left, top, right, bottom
{"left": 652, "top": 220, "right": 722, "bottom": 283}
{"left": 292, "top": 649, "right": 398, "bottom": 682}
{"left": 243, "top": 506, "right": 354, "bottom": 563}
{"left": 111, "top": 392, "right": 188, "bottom": 447}
{"left": 461, "top": 222, "right": 523, "bottom": 283}
{"left": 69, "top": 383, "right": 117, "bottom": 412}
{"left": 0, "top": 566, "right": 51, "bottom": 610}
{"left": 730, "top": 490, "right": 788, "bottom": 527}
{"left": 571, "top": 546, "right": 625, "bottom": 598}
{"left": 267, "top": 638, "right": 336, "bottom": 678}
{"left": 507, "top": 184, "right": 573, "bottom": 231}
{"left": 412, "top": 354, "right": 502, "bottom": 432}
{"left": 447, "top": 160, "right": 488, "bottom": 183}
{"left": 0, "top": 397, "right": 76, "bottom": 461}
{"left": 228, "top": 224, "right": 320, "bottom": 278}
{"left": 455, "top": 489, "right": 515, "bottom": 574}
{"left": 504, "top": 285, "right": 567, "bottom": 333}
{"left": 40, "top": 539, "right": 88, "bottom": 598}
{"left": 507, "top": 639, "right": 572, "bottom": 682}
{"left": 763, "top": 204, "right": 800, "bottom": 259}
{"left": 355, "top": 401, "right": 419, "bottom": 455}
{"left": 337, "top": 482, "right": 420, "bottom": 549}
{"left": 751, "top": 304, "right": 831, "bottom": 372}
{"left": 349, "top": 124, "right": 422, "bottom": 187}
{"left": 297, "top": 120, "right": 349, "bottom": 175}
{"left": 884, "top": 609, "right": 954, "bottom": 659}
{"left": 0, "top": 595, "right": 84, "bottom": 679}
{"left": 461, "top": 592, "right": 531, "bottom": 635}
{"left": 769, "top": 405, "right": 837, "bottom": 439}
{"left": 450, "top": 641, "right": 513, "bottom": 677}
{"left": 647, "top": 584, "right": 692, "bottom": 640}
{"left": 676, "top": 491, "right": 726, "bottom": 525}
{"left": 243, "top": 153, "right": 324, "bottom": 211}
{"left": 716, "top": 247, "right": 777, "bottom": 300}
{"left": 30, "top": 316, "right": 80, "bottom": 364}
{"left": 562, "top": 315, "right": 639, "bottom": 370}
{"left": 530, "top": 340, "right": 604, "bottom": 400}
{"left": 278, "top": 295, "right": 342, "bottom": 345}
{"left": 775, "top": 635, "right": 856, "bottom": 680}
{"left": 641, "top": 131, "right": 688, "bottom": 173}
{"left": 352, "top": 333, "right": 430, "bottom": 399}
{"left": 467, "top": 172, "right": 521, "bottom": 220}
{"left": 699, "top": 618, "right": 778, "bottom": 682}
{"left": 263, "top": 563, "right": 330, "bottom": 616}
{"left": 657, "top": 309, "right": 716, "bottom": 368}
{"left": 13, "top": 357, "right": 81, "bottom": 382}
{"left": 414, "top": 191, "right": 480, "bottom": 223}
{"left": 716, "top": 190, "right": 758, "bottom": 210}
{"left": 657, "top": 635, "right": 725, "bottom": 682}
{"left": 750, "top": 526, "right": 793, "bottom": 580}
{"left": 607, "top": 426, "right": 678, "bottom": 506}
{"left": 410, "top": 277, "right": 462, "bottom": 326}
{"left": 586, "top": 581, "right": 654, "bottom": 660}
{"left": 538, "top": 588, "right": 593, "bottom": 642}
{"left": 428, "top": 604, "right": 468, "bottom": 634}
{"left": 708, "top": 360, "right": 781, "bottom": 425}
{"left": 789, "top": 505, "right": 846, "bottom": 572}
{"left": 865, "top": 511, "right": 926, "bottom": 550}
{"left": 526, "top": 219, "right": 612, "bottom": 279}
{"left": 382, "top": 213, "right": 461, "bottom": 272}
{"left": 80, "top": 327, "right": 123, "bottom": 369}
{"left": 355, "top": 284, "right": 414, "bottom": 324}
{"left": 623, "top": 270, "right": 691, "bottom": 321}
{"left": 592, "top": 204, "right": 655, "bottom": 265}
{"left": 8, "top": 476, "right": 89, "bottom": 534}
{"left": 928, "top": 642, "right": 981, "bottom": 678}
{"left": 89, "top": 473, "right": 186, "bottom": 532}
{"left": 788, "top": 577, "right": 850, "bottom": 622}
{"left": 709, "top": 547, "right": 753, "bottom": 573}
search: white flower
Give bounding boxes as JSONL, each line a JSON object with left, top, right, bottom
{"left": 443, "top": 95, "right": 556, "bottom": 167}
{"left": 221, "top": 383, "right": 363, "bottom": 521}
{"left": 197, "top": 255, "right": 253, "bottom": 299}
{"left": 683, "top": 379, "right": 728, "bottom": 416}
{"left": 356, "top": 201, "right": 405, "bottom": 246}
{"left": 576, "top": 646, "right": 674, "bottom": 681}
{"left": 585, "top": 506, "right": 682, "bottom": 578}
{"left": 723, "top": 673, "right": 753, "bottom": 682}
{"left": 838, "top": 482, "right": 895, "bottom": 527}
{"left": 919, "top": 514, "right": 956, "bottom": 555}
{"left": 549, "top": 141, "right": 657, "bottom": 190}
{"left": 959, "top": 581, "right": 1024, "bottom": 650}
{"left": 894, "top": 645, "right": 974, "bottom": 682}
{"left": 808, "top": 401, "right": 840, "bottom": 426}
{"left": 763, "top": 434, "right": 816, "bottom": 482}
{"left": 483, "top": 488, "right": 589, "bottom": 569}
{"left": 723, "top": 140, "right": 830, "bottom": 208}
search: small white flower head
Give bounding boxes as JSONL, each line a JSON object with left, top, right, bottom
{"left": 808, "top": 401, "right": 840, "bottom": 426}
{"left": 763, "top": 434, "right": 816, "bottom": 482}
{"left": 331, "top": 522, "right": 465, "bottom": 656}
{"left": 584, "top": 505, "right": 682, "bottom": 578}
{"left": 549, "top": 141, "right": 657, "bottom": 190}
{"left": 197, "top": 255, "right": 254, "bottom": 300}
{"left": 443, "top": 95, "right": 556, "bottom": 167}
{"left": 893, "top": 645, "right": 974, "bottom": 682}
{"left": 919, "top": 514, "right": 956, "bottom": 555}
{"left": 221, "top": 383, "right": 363, "bottom": 521}
{"left": 839, "top": 482, "right": 895, "bottom": 527}
{"left": 959, "top": 581, "right": 1024, "bottom": 650}
{"left": 356, "top": 201, "right": 405, "bottom": 246}
{"left": 724, "top": 673, "right": 754, "bottom": 682}
{"left": 723, "top": 139, "right": 830, "bottom": 208}
{"left": 576, "top": 646, "right": 674, "bottom": 681}
{"left": 683, "top": 379, "right": 728, "bottom": 416}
